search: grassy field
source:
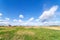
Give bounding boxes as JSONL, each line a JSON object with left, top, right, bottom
{"left": 0, "top": 26, "right": 60, "bottom": 40}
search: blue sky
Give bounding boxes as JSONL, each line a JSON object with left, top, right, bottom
{"left": 0, "top": 0, "right": 60, "bottom": 26}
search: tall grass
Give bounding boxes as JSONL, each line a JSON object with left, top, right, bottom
{"left": 0, "top": 27, "right": 60, "bottom": 40}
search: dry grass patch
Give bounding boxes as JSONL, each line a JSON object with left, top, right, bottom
{"left": 0, "top": 27, "right": 17, "bottom": 32}
{"left": 11, "top": 30, "right": 35, "bottom": 40}
{"left": 17, "top": 30, "right": 35, "bottom": 36}
{"left": 41, "top": 27, "right": 60, "bottom": 30}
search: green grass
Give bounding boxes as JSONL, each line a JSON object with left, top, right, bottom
{"left": 0, "top": 27, "right": 60, "bottom": 40}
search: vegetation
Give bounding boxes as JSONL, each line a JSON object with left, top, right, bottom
{"left": 0, "top": 27, "right": 60, "bottom": 40}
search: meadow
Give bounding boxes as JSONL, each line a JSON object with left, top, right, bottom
{"left": 0, "top": 26, "right": 60, "bottom": 40}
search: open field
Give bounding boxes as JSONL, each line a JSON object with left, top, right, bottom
{"left": 0, "top": 26, "right": 60, "bottom": 40}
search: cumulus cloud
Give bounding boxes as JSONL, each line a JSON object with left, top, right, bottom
{"left": 0, "top": 19, "right": 10, "bottom": 26}
{"left": 0, "top": 13, "right": 3, "bottom": 18}
{"left": 35, "top": 19, "right": 40, "bottom": 22}
{"left": 0, "top": 5, "right": 59, "bottom": 26}
{"left": 0, "top": 15, "right": 10, "bottom": 26}
{"left": 19, "top": 19, "right": 23, "bottom": 22}
{"left": 0, "top": 21, "right": 9, "bottom": 26}
{"left": 28, "top": 17, "right": 34, "bottom": 22}
{"left": 12, "top": 19, "right": 24, "bottom": 26}
{"left": 5, "top": 18, "right": 10, "bottom": 21}
{"left": 13, "top": 19, "right": 18, "bottom": 22}
{"left": 0, "top": 13, "right": 2, "bottom": 16}
{"left": 39, "top": 5, "right": 58, "bottom": 22}
{"left": 42, "top": 21, "right": 60, "bottom": 26}
{"left": 19, "top": 14, "right": 24, "bottom": 18}
{"left": 23, "top": 17, "right": 34, "bottom": 26}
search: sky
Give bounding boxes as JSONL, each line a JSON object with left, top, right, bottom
{"left": 0, "top": 0, "right": 60, "bottom": 26}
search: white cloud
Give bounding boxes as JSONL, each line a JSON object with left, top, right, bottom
{"left": 35, "top": 19, "right": 40, "bottom": 22}
{"left": 13, "top": 19, "right": 18, "bottom": 22}
{"left": 5, "top": 18, "right": 10, "bottom": 20}
{"left": 12, "top": 19, "right": 24, "bottom": 26}
{"left": 19, "top": 14, "right": 24, "bottom": 18}
{"left": 0, "top": 13, "right": 2, "bottom": 16}
{"left": 39, "top": 5, "right": 58, "bottom": 22}
{"left": 19, "top": 19, "right": 23, "bottom": 22}
{"left": 0, "top": 13, "right": 2, "bottom": 18}
{"left": 42, "top": 21, "right": 60, "bottom": 25}
{"left": 23, "top": 17, "right": 34, "bottom": 26}
{"left": 0, "top": 19, "right": 10, "bottom": 26}
{"left": 0, "top": 21, "right": 9, "bottom": 26}
{"left": 0, "top": 5, "right": 59, "bottom": 26}
{"left": 28, "top": 17, "right": 34, "bottom": 22}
